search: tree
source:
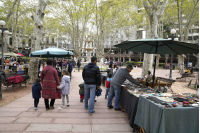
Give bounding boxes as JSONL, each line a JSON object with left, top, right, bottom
{"left": 142, "top": 0, "right": 169, "bottom": 77}
{"left": 28, "top": 0, "right": 47, "bottom": 83}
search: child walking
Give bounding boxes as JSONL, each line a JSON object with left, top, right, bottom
{"left": 58, "top": 69, "right": 70, "bottom": 108}
{"left": 32, "top": 78, "right": 42, "bottom": 110}
{"left": 105, "top": 74, "right": 112, "bottom": 99}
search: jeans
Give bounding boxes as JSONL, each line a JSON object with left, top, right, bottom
{"left": 69, "top": 72, "right": 71, "bottom": 82}
{"left": 44, "top": 99, "right": 55, "bottom": 109}
{"left": 62, "top": 95, "right": 69, "bottom": 106}
{"left": 34, "top": 98, "right": 39, "bottom": 107}
{"left": 105, "top": 89, "right": 110, "bottom": 97}
{"left": 78, "top": 66, "right": 80, "bottom": 72}
{"left": 84, "top": 84, "right": 96, "bottom": 113}
{"left": 107, "top": 84, "right": 121, "bottom": 109}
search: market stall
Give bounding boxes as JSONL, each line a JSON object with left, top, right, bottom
{"left": 120, "top": 79, "right": 199, "bottom": 133}
{"left": 134, "top": 95, "right": 199, "bottom": 133}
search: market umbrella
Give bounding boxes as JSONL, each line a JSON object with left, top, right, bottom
{"left": 17, "top": 53, "right": 25, "bottom": 56}
{"left": 114, "top": 37, "right": 199, "bottom": 87}
{"left": 30, "top": 47, "right": 73, "bottom": 58}
{"left": 0, "top": 52, "right": 20, "bottom": 57}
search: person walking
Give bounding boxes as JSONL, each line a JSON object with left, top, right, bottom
{"left": 41, "top": 59, "right": 60, "bottom": 111}
{"left": 105, "top": 74, "right": 112, "bottom": 99}
{"left": 32, "top": 78, "right": 42, "bottom": 110}
{"left": 106, "top": 64, "right": 114, "bottom": 78}
{"left": 71, "top": 58, "right": 76, "bottom": 72}
{"left": 82, "top": 56, "right": 101, "bottom": 114}
{"left": 58, "top": 69, "right": 70, "bottom": 108}
{"left": 68, "top": 60, "right": 73, "bottom": 81}
{"left": 77, "top": 60, "right": 81, "bottom": 72}
{"left": 107, "top": 65, "right": 142, "bottom": 110}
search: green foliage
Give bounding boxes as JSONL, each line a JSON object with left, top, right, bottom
{"left": 125, "top": 61, "right": 143, "bottom": 66}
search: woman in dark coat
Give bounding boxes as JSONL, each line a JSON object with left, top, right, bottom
{"left": 41, "top": 59, "right": 60, "bottom": 110}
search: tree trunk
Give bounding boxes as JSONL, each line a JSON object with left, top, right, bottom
{"left": 5, "top": 0, "right": 18, "bottom": 27}
{"left": 28, "top": 0, "right": 47, "bottom": 83}
{"left": 142, "top": 53, "right": 153, "bottom": 77}
{"left": 142, "top": 0, "right": 168, "bottom": 77}
{"left": 177, "top": 54, "right": 186, "bottom": 73}
{"left": 193, "top": 53, "right": 199, "bottom": 68}
{"left": 156, "top": 54, "right": 160, "bottom": 69}
{"left": 165, "top": 54, "right": 169, "bottom": 64}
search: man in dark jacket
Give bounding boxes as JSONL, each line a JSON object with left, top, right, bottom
{"left": 68, "top": 60, "right": 73, "bottom": 81}
{"left": 82, "top": 56, "right": 101, "bottom": 114}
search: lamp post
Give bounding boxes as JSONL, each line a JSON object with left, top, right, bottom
{"left": 0, "top": 20, "right": 9, "bottom": 99}
{"left": 187, "top": 54, "right": 189, "bottom": 68}
{"left": 111, "top": 50, "right": 114, "bottom": 63}
{"left": 168, "top": 29, "right": 179, "bottom": 79}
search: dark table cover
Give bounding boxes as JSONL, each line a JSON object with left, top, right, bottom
{"left": 120, "top": 87, "right": 139, "bottom": 129}
{"left": 134, "top": 96, "right": 199, "bottom": 133}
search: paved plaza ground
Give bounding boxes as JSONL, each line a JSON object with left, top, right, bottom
{"left": 0, "top": 68, "right": 198, "bottom": 132}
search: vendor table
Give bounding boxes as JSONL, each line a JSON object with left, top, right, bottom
{"left": 120, "top": 87, "right": 139, "bottom": 130}
{"left": 134, "top": 96, "right": 199, "bottom": 133}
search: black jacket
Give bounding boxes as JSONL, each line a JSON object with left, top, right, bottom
{"left": 32, "top": 82, "right": 42, "bottom": 99}
{"left": 68, "top": 63, "right": 73, "bottom": 73}
{"left": 82, "top": 63, "right": 101, "bottom": 86}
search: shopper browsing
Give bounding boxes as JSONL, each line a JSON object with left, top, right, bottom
{"left": 82, "top": 56, "right": 101, "bottom": 114}
{"left": 107, "top": 65, "right": 142, "bottom": 110}
{"left": 32, "top": 78, "right": 42, "bottom": 110}
{"left": 57, "top": 69, "right": 71, "bottom": 108}
{"left": 105, "top": 74, "right": 112, "bottom": 99}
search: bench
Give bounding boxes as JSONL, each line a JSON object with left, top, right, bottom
{"left": 176, "top": 73, "right": 195, "bottom": 82}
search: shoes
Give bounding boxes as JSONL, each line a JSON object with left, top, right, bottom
{"left": 95, "top": 100, "right": 97, "bottom": 102}
{"left": 62, "top": 106, "right": 65, "bottom": 109}
{"left": 107, "top": 105, "right": 114, "bottom": 109}
{"left": 114, "top": 107, "right": 121, "bottom": 111}
{"left": 34, "top": 107, "right": 38, "bottom": 110}
{"left": 89, "top": 110, "right": 95, "bottom": 114}
{"left": 80, "top": 99, "right": 83, "bottom": 102}
{"left": 46, "top": 108, "right": 50, "bottom": 111}
{"left": 50, "top": 106, "right": 55, "bottom": 110}
{"left": 105, "top": 96, "right": 107, "bottom": 99}
{"left": 67, "top": 103, "right": 70, "bottom": 107}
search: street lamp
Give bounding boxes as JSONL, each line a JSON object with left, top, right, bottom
{"left": 111, "top": 50, "right": 114, "bottom": 63}
{"left": 0, "top": 20, "right": 10, "bottom": 99}
{"left": 168, "top": 29, "right": 179, "bottom": 79}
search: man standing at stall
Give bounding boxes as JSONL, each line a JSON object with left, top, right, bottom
{"left": 82, "top": 56, "right": 101, "bottom": 114}
{"left": 107, "top": 64, "right": 142, "bottom": 110}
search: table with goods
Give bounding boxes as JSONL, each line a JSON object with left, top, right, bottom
{"left": 120, "top": 79, "right": 199, "bottom": 133}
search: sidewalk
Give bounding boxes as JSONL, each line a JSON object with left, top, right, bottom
{"left": 0, "top": 71, "right": 135, "bottom": 133}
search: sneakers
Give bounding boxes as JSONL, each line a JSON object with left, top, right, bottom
{"left": 95, "top": 100, "right": 97, "bottom": 102}
{"left": 114, "top": 107, "right": 121, "bottom": 111}
{"left": 62, "top": 106, "right": 65, "bottom": 109}
{"left": 107, "top": 105, "right": 114, "bottom": 109}
{"left": 89, "top": 110, "right": 95, "bottom": 114}
{"left": 50, "top": 106, "right": 55, "bottom": 110}
{"left": 105, "top": 96, "right": 107, "bottom": 99}
{"left": 80, "top": 99, "right": 83, "bottom": 102}
{"left": 34, "top": 107, "right": 38, "bottom": 110}
{"left": 46, "top": 108, "right": 50, "bottom": 111}
{"left": 67, "top": 103, "right": 70, "bottom": 107}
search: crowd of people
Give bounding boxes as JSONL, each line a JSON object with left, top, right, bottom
{"left": 32, "top": 56, "right": 142, "bottom": 114}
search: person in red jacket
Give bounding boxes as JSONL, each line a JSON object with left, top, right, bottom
{"left": 105, "top": 74, "right": 112, "bottom": 99}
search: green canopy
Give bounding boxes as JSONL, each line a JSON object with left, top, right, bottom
{"left": 114, "top": 38, "right": 199, "bottom": 54}
{"left": 30, "top": 47, "right": 74, "bottom": 57}
{"left": 114, "top": 38, "right": 199, "bottom": 88}
{"left": 0, "top": 52, "right": 20, "bottom": 57}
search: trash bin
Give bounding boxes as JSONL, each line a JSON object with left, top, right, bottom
{"left": 173, "top": 65, "right": 175, "bottom": 70}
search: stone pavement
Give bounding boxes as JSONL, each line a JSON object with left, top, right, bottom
{"left": 0, "top": 70, "right": 137, "bottom": 133}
